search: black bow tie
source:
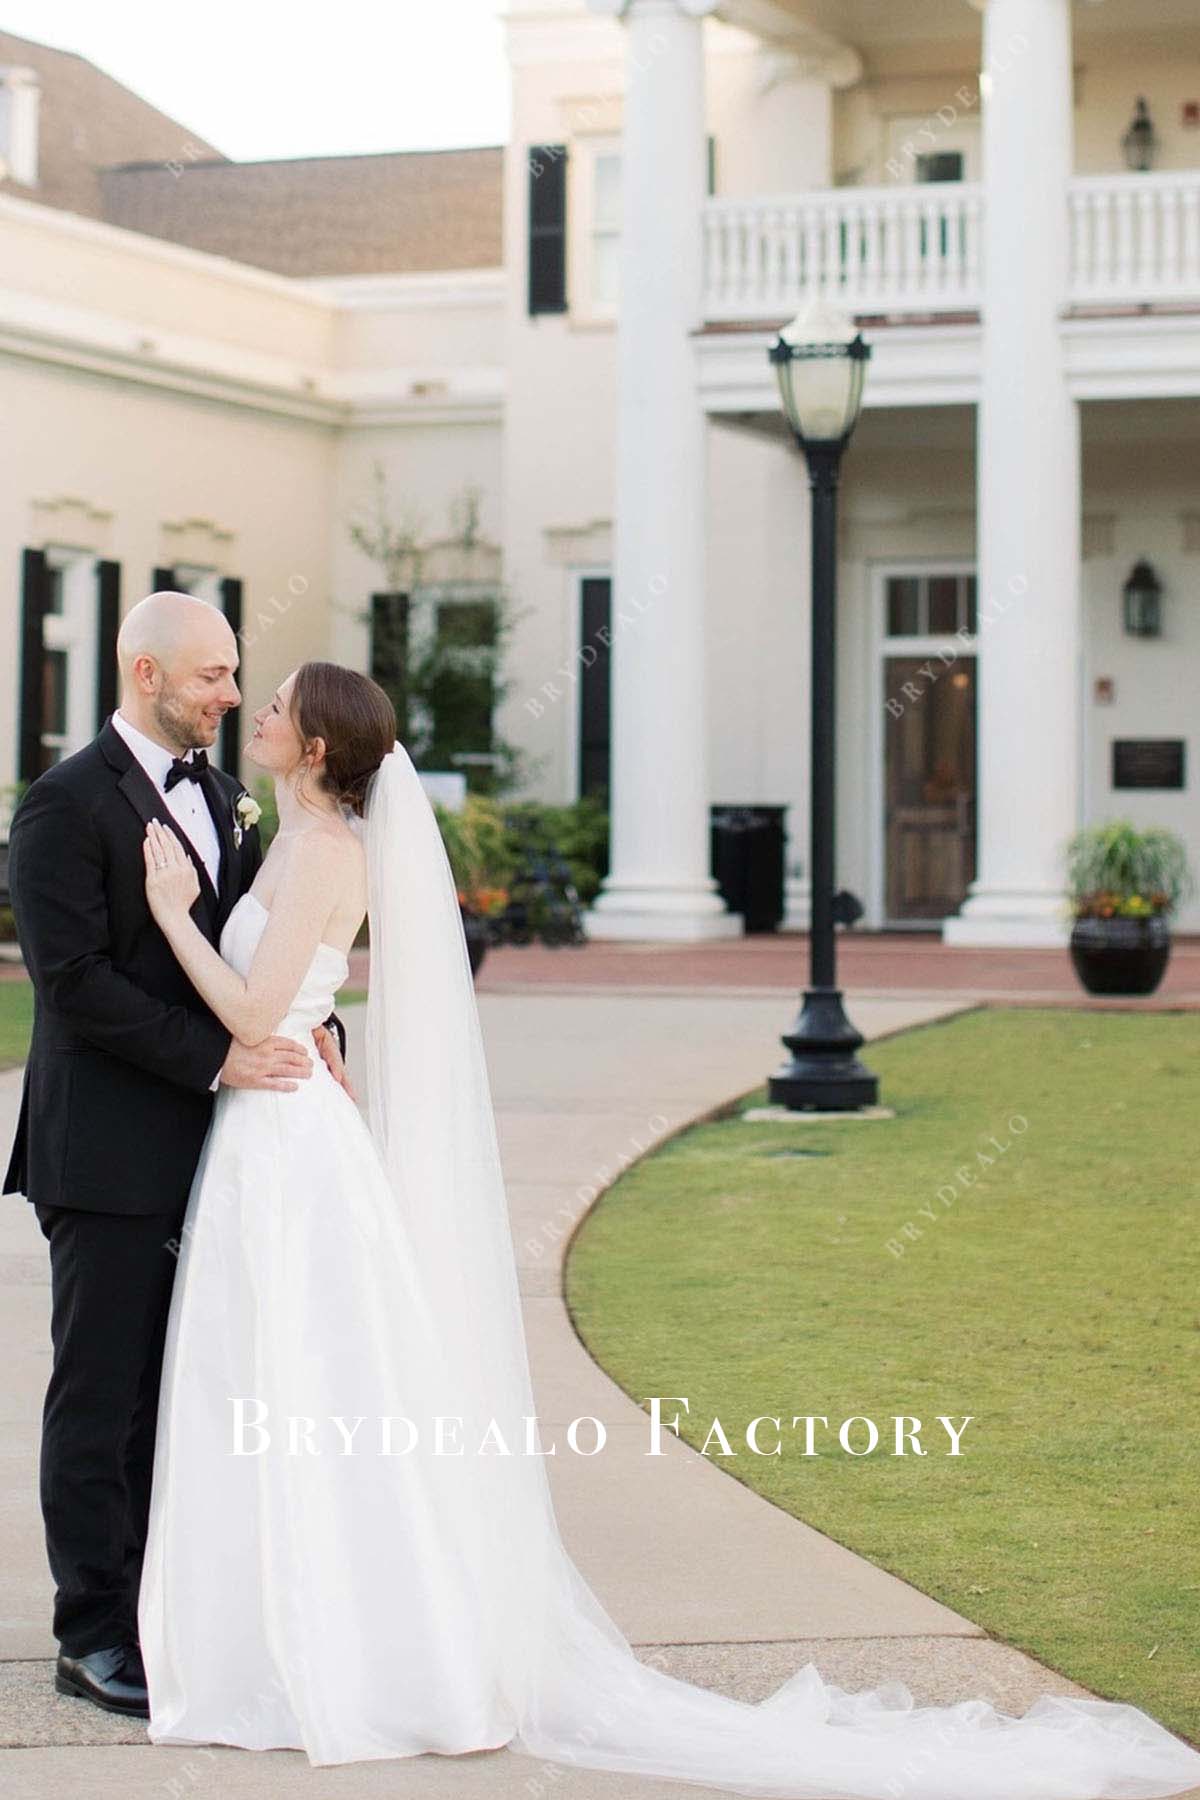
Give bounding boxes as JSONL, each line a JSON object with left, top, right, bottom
{"left": 164, "top": 749, "right": 209, "bottom": 792}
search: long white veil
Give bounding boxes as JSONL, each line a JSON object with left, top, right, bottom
{"left": 361, "top": 741, "right": 1200, "bottom": 1799}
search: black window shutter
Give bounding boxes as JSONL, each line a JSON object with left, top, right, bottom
{"left": 18, "top": 548, "right": 49, "bottom": 784}
{"left": 219, "top": 577, "right": 243, "bottom": 777}
{"left": 95, "top": 560, "right": 121, "bottom": 728}
{"left": 528, "top": 144, "right": 568, "bottom": 315}
{"left": 152, "top": 565, "right": 175, "bottom": 591}
{"left": 578, "top": 577, "right": 612, "bottom": 803}
{"left": 370, "top": 592, "right": 410, "bottom": 745}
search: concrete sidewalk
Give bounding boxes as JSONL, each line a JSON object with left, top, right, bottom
{"left": 2, "top": 989, "right": 1194, "bottom": 1798}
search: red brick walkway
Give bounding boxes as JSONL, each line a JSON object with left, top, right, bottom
{"left": 377, "top": 931, "right": 1200, "bottom": 1010}
{"left": 5, "top": 932, "right": 1196, "bottom": 1009}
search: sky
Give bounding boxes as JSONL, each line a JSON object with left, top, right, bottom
{"left": 0, "top": 1, "right": 512, "bottom": 160}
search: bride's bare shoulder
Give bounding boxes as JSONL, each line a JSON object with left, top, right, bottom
{"left": 276, "top": 819, "right": 366, "bottom": 889}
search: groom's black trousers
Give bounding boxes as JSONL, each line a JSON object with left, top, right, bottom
{"left": 34, "top": 1200, "right": 187, "bottom": 1656}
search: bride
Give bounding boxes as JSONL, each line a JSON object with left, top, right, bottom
{"left": 137, "top": 660, "right": 1200, "bottom": 1799}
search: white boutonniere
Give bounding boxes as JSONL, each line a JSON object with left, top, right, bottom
{"left": 232, "top": 790, "right": 262, "bottom": 848}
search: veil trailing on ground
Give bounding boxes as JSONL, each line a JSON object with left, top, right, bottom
{"left": 361, "top": 740, "right": 1200, "bottom": 1799}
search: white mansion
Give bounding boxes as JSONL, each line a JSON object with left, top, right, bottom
{"left": 1, "top": 1, "right": 1198, "bottom": 942}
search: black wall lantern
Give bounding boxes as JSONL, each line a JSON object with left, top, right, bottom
{"left": 1121, "top": 98, "right": 1158, "bottom": 173}
{"left": 1122, "top": 559, "right": 1163, "bottom": 638}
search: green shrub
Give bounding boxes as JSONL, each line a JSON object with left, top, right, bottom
{"left": 499, "top": 796, "right": 609, "bottom": 904}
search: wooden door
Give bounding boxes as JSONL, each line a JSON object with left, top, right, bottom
{"left": 884, "top": 656, "right": 977, "bottom": 921}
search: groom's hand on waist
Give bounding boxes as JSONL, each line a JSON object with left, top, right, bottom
{"left": 219, "top": 1038, "right": 315, "bottom": 1092}
{"left": 312, "top": 1023, "right": 357, "bottom": 1103}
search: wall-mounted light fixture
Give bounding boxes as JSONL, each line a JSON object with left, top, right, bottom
{"left": 1122, "top": 560, "right": 1163, "bottom": 638}
{"left": 1122, "top": 97, "right": 1159, "bottom": 172}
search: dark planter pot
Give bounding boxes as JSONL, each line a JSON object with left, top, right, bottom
{"left": 1068, "top": 914, "right": 1171, "bottom": 996}
{"left": 460, "top": 908, "right": 491, "bottom": 978}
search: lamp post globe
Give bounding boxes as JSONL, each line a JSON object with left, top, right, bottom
{"left": 767, "top": 299, "right": 879, "bottom": 1112}
{"left": 769, "top": 298, "right": 871, "bottom": 449}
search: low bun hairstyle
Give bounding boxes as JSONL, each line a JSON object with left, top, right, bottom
{"left": 288, "top": 662, "right": 397, "bottom": 818}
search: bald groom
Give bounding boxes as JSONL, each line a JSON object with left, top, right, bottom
{"left": 3, "top": 592, "right": 346, "bottom": 1718}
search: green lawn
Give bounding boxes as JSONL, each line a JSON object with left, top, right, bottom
{"left": 564, "top": 1007, "right": 1200, "bottom": 1743}
{"left": 0, "top": 980, "right": 33, "bottom": 1071}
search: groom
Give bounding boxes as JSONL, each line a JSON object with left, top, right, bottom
{"left": 3, "top": 591, "right": 349, "bottom": 1718}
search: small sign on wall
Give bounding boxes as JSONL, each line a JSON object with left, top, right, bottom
{"left": 1112, "top": 739, "right": 1186, "bottom": 790}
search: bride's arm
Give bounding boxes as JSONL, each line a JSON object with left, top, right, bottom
{"left": 142, "top": 820, "right": 344, "bottom": 1048}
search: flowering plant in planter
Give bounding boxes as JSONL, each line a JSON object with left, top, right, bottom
{"left": 434, "top": 797, "right": 518, "bottom": 976}
{"left": 1073, "top": 888, "right": 1170, "bottom": 921}
{"left": 1065, "top": 820, "right": 1192, "bottom": 995}
{"left": 1066, "top": 820, "right": 1190, "bottom": 918}
{"left": 454, "top": 883, "right": 510, "bottom": 919}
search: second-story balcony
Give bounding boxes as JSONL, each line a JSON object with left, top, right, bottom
{"left": 702, "top": 171, "right": 1200, "bottom": 324}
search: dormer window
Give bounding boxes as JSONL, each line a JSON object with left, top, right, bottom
{"left": 0, "top": 64, "right": 39, "bottom": 187}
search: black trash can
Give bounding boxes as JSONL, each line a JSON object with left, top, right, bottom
{"left": 709, "top": 805, "right": 786, "bottom": 933}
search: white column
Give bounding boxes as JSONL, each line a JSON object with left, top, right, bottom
{"left": 944, "top": 0, "right": 1081, "bottom": 948}
{"left": 583, "top": 0, "right": 741, "bottom": 941}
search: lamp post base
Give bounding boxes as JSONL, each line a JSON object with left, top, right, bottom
{"left": 768, "top": 987, "right": 879, "bottom": 1111}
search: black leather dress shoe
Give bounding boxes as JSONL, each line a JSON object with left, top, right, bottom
{"left": 55, "top": 1643, "right": 149, "bottom": 1717}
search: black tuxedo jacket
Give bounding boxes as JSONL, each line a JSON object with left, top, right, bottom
{"left": 3, "top": 718, "right": 338, "bottom": 1216}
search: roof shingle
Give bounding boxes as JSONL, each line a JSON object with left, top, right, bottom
{"left": 0, "top": 29, "right": 504, "bottom": 278}
{"left": 0, "top": 28, "right": 226, "bottom": 220}
{"left": 100, "top": 148, "right": 505, "bottom": 277}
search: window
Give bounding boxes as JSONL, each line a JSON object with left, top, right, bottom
{"left": 172, "top": 563, "right": 222, "bottom": 607}
{"left": 591, "top": 150, "right": 622, "bottom": 310}
{"left": 38, "top": 550, "right": 100, "bottom": 769}
{"left": 0, "top": 65, "right": 39, "bottom": 186}
{"left": 916, "top": 152, "right": 964, "bottom": 184}
{"left": 431, "top": 599, "right": 496, "bottom": 768}
{"left": 17, "top": 550, "right": 118, "bottom": 781}
{"left": 41, "top": 650, "right": 68, "bottom": 743}
{"left": 885, "top": 116, "right": 979, "bottom": 184}
{"left": 568, "top": 136, "right": 622, "bottom": 321}
{"left": 575, "top": 134, "right": 714, "bottom": 319}
{"left": 885, "top": 573, "right": 976, "bottom": 639}
{"left": 44, "top": 564, "right": 65, "bottom": 616}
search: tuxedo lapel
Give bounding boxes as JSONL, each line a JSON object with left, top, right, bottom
{"left": 199, "top": 766, "right": 240, "bottom": 927}
{"left": 100, "top": 719, "right": 222, "bottom": 936}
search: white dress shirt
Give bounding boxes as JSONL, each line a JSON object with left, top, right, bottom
{"left": 111, "top": 709, "right": 222, "bottom": 893}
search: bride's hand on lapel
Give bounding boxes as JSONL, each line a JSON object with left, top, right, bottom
{"left": 143, "top": 820, "right": 200, "bottom": 924}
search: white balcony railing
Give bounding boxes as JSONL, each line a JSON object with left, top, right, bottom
{"left": 702, "top": 171, "right": 1200, "bottom": 322}
{"left": 703, "top": 183, "right": 983, "bottom": 321}
{"left": 1069, "top": 172, "right": 1200, "bottom": 304}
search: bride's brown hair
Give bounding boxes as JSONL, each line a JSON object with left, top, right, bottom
{"left": 288, "top": 662, "right": 397, "bottom": 818}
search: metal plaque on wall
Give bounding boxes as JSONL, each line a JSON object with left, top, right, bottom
{"left": 1111, "top": 739, "right": 1186, "bottom": 790}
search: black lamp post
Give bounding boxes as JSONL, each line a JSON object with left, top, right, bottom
{"left": 767, "top": 300, "right": 878, "bottom": 1111}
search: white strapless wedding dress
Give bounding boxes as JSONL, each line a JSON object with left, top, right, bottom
{"left": 137, "top": 889, "right": 1200, "bottom": 1797}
